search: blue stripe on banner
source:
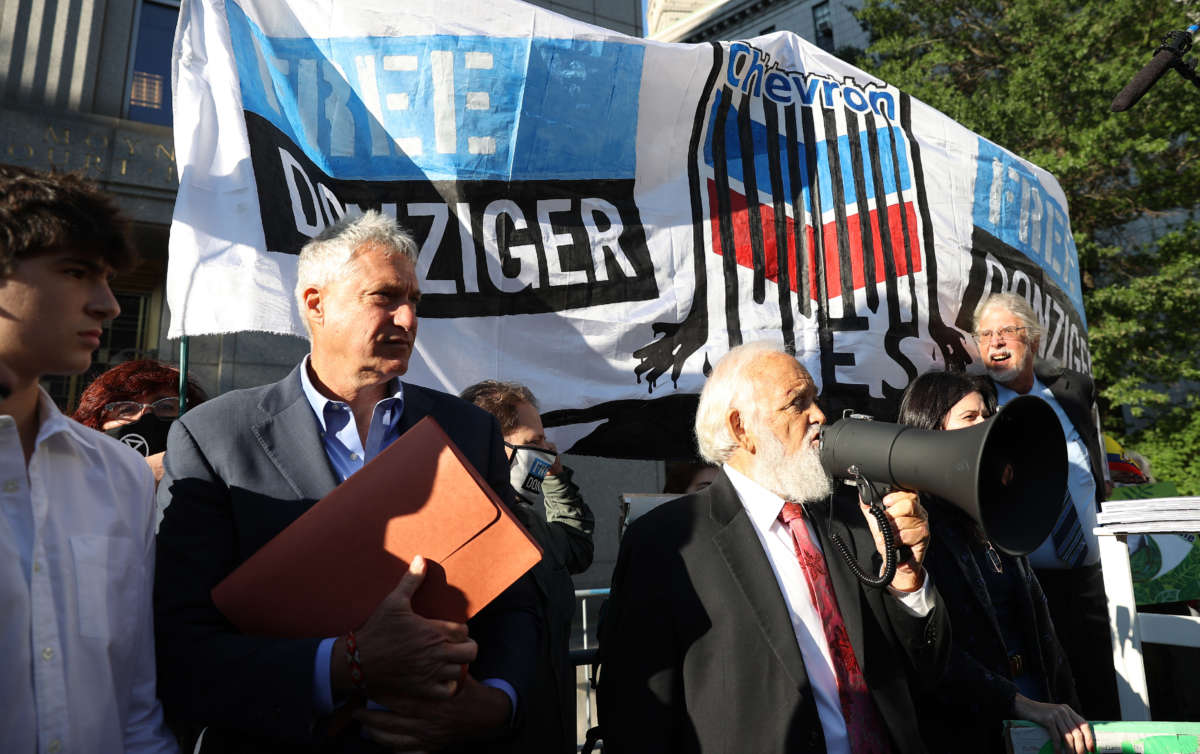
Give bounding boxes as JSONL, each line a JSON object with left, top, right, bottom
{"left": 972, "top": 137, "right": 1085, "bottom": 323}
{"left": 225, "top": 1, "right": 643, "bottom": 181}
{"left": 702, "top": 100, "right": 910, "bottom": 215}
{"left": 875, "top": 123, "right": 898, "bottom": 197}
{"left": 815, "top": 137, "right": 835, "bottom": 216}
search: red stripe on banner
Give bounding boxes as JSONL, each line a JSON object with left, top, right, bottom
{"left": 868, "top": 207, "right": 886, "bottom": 284}
{"left": 886, "top": 202, "right": 909, "bottom": 277}
{"left": 819, "top": 201, "right": 922, "bottom": 297}
{"left": 709, "top": 180, "right": 922, "bottom": 301}
{"left": 707, "top": 179, "right": 780, "bottom": 282}
{"left": 822, "top": 222, "right": 841, "bottom": 299}
{"left": 846, "top": 212, "right": 865, "bottom": 292}
{"left": 757, "top": 196, "right": 781, "bottom": 282}
{"left": 906, "top": 202, "right": 923, "bottom": 274}
{"left": 709, "top": 180, "right": 723, "bottom": 258}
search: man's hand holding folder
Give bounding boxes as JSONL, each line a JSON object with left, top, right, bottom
{"left": 323, "top": 554, "right": 514, "bottom": 749}
{"left": 329, "top": 555, "right": 477, "bottom": 700}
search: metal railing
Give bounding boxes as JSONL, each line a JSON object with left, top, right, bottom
{"left": 572, "top": 587, "right": 609, "bottom": 751}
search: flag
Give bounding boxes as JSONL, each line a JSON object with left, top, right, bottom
{"left": 168, "top": 0, "right": 1089, "bottom": 458}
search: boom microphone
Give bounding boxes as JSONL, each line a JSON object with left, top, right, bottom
{"left": 1112, "top": 25, "right": 1198, "bottom": 111}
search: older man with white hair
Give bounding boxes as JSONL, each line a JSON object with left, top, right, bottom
{"left": 973, "top": 291, "right": 1117, "bottom": 720}
{"left": 599, "top": 342, "right": 950, "bottom": 754}
{"left": 154, "top": 211, "right": 539, "bottom": 753}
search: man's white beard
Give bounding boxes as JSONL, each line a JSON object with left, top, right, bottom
{"left": 751, "top": 424, "right": 833, "bottom": 503}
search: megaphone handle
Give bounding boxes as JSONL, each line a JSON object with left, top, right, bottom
{"left": 859, "top": 480, "right": 916, "bottom": 563}
{"left": 828, "top": 477, "right": 899, "bottom": 588}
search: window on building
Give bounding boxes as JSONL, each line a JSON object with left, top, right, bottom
{"left": 812, "top": 1, "right": 834, "bottom": 52}
{"left": 126, "top": 1, "right": 180, "bottom": 126}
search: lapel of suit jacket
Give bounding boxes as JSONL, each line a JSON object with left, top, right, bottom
{"left": 806, "top": 495, "right": 865, "bottom": 666}
{"left": 251, "top": 362, "right": 339, "bottom": 500}
{"left": 708, "top": 472, "right": 811, "bottom": 689}
{"left": 396, "top": 381, "right": 434, "bottom": 436}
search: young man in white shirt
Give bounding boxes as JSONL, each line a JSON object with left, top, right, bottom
{"left": 0, "top": 167, "right": 178, "bottom": 753}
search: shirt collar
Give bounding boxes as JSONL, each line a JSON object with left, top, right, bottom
{"left": 995, "top": 375, "right": 1047, "bottom": 407}
{"left": 723, "top": 463, "right": 791, "bottom": 531}
{"left": 35, "top": 386, "right": 98, "bottom": 451}
{"left": 298, "top": 355, "right": 404, "bottom": 433}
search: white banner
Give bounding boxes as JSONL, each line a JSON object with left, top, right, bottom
{"left": 169, "top": 0, "right": 1089, "bottom": 457}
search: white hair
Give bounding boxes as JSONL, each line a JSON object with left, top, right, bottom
{"left": 694, "top": 341, "right": 792, "bottom": 464}
{"left": 294, "top": 210, "right": 419, "bottom": 336}
{"left": 973, "top": 292, "right": 1044, "bottom": 349}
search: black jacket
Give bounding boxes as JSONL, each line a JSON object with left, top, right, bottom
{"left": 599, "top": 472, "right": 949, "bottom": 753}
{"left": 915, "top": 498, "right": 1079, "bottom": 752}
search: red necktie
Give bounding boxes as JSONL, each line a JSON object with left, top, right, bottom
{"left": 778, "top": 502, "right": 892, "bottom": 754}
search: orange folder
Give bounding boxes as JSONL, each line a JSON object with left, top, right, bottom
{"left": 211, "top": 416, "right": 542, "bottom": 637}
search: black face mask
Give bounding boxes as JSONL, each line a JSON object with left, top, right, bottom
{"left": 104, "top": 414, "right": 173, "bottom": 457}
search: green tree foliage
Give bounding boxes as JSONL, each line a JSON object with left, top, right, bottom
{"left": 853, "top": 0, "right": 1200, "bottom": 493}
{"left": 1089, "top": 222, "right": 1200, "bottom": 492}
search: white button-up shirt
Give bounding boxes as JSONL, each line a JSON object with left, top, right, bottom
{"left": 725, "top": 464, "right": 933, "bottom": 754}
{"left": 0, "top": 389, "right": 177, "bottom": 753}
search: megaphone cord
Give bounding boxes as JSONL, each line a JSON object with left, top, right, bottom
{"left": 829, "top": 478, "right": 899, "bottom": 588}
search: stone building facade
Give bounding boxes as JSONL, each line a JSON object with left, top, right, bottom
{"left": 649, "top": 0, "right": 868, "bottom": 53}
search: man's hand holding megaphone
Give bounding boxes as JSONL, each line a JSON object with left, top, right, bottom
{"left": 858, "top": 490, "right": 930, "bottom": 593}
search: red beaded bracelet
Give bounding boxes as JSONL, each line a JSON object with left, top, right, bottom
{"left": 344, "top": 631, "right": 366, "bottom": 691}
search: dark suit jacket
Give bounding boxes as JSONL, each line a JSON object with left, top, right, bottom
{"left": 597, "top": 471, "right": 949, "bottom": 753}
{"left": 989, "top": 360, "right": 1106, "bottom": 508}
{"left": 509, "top": 467, "right": 595, "bottom": 754}
{"left": 916, "top": 499, "right": 1078, "bottom": 752}
{"left": 153, "top": 363, "right": 539, "bottom": 752}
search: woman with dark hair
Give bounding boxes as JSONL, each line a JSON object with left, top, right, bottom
{"left": 899, "top": 371, "right": 1093, "bottom": 754}
{"left": 74, "top": 359, "right": 206, "bottom": 484}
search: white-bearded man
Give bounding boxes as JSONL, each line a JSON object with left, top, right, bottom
{"left": 599, "top": 342, "right": 950, "bottom": 753}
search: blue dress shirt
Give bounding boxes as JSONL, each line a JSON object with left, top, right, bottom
{"left": 297, "top": 359, "right": 516, "bottom": 717}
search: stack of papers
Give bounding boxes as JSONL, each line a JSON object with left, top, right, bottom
{"left": 1096, "top": 497, "right": 1200, "bottom": 534}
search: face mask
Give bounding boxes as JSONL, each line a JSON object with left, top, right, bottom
{"left": 506, "top": 442, "right": 556, "bottom": 499}
{"left": 105, "top": 414, "right": 173, "bottom": 457}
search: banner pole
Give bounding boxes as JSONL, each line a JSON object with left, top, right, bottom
{"left": 178, "top": 335, "right": 191, "bottom": 416}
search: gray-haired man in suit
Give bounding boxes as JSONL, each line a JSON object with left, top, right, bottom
{"left": 154, "top": 211, "right": 538, "bottom": 752}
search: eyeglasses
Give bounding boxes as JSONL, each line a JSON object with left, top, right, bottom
{"left": 974, "top": 325, "right": 1027, "bottom": 343}
{"left": 102, "top": 397, "right": 180, "bottom": 422}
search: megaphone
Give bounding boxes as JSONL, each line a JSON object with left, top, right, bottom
{"left": 820, "top": 395, "right": 1067, "bottom": 582}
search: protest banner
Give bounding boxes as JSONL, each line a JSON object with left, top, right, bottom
{"left": 169, "top": 0, "right": 1089, "bottom": 457}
